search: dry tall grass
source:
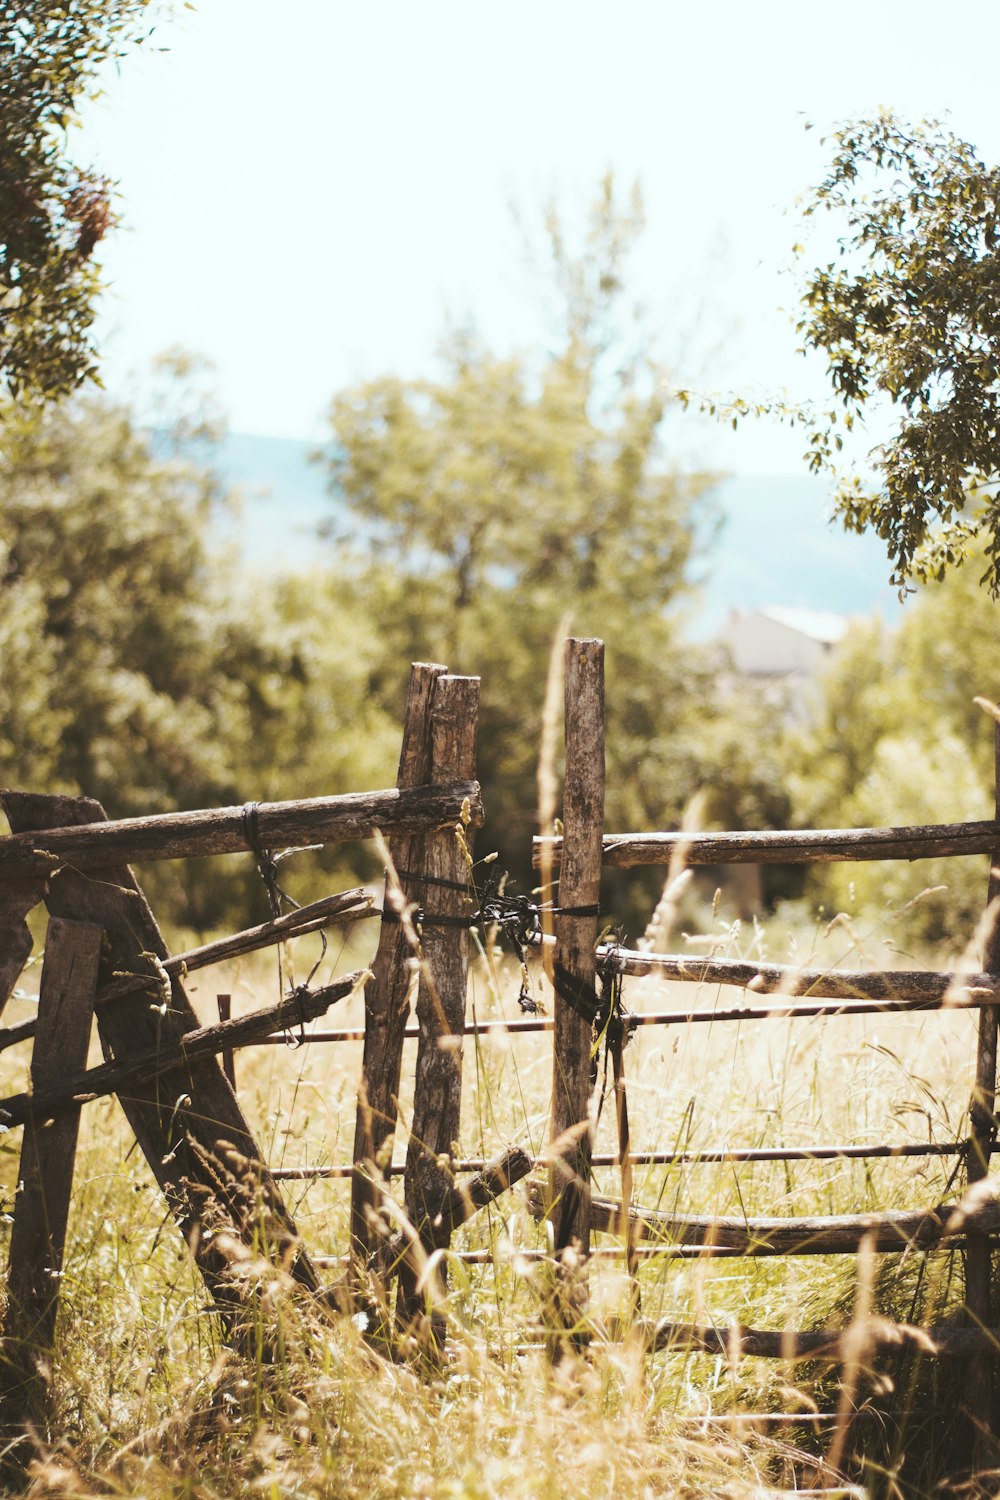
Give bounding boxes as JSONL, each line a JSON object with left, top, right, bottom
{"left": 0, "top": 885, "right": 989, "bottom": 1498}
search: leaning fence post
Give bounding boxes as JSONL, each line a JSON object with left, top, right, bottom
{"left": 549, "top": 638, "right": 605, "bottom": 1344}
{"left": 397, "top": 674, "right": 480, "bottom": 1341}
{"left": 966, "top": 714, "right": 1000, "bottom": 1455}
{"left": 0, "top": 918, "right": 102, "bottom": 1448}
{"left": 350, "top": 662, "right": 446, "bottom": 1317}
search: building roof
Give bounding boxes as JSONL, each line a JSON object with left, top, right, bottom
{"left": 751, "top": 606, "right": 851, "bottom": 646}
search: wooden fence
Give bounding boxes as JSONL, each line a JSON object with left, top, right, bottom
{"left": 0, "top": 642, "right": 998, "bottom": 1472}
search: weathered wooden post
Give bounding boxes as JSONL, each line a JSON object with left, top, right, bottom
{"left": 397, "top": 675, "right": 480, "bottom": 1340}
{"left": 349, "top": 662, "right": 446, "bottom": 1319}
{"left": 0, "top": 918, "right": 101, "bottom": 1443}
{"left": 0, "top": 791, "right": 323, "bottom": 1346}
{"left": 966, "top": 714, "right": 1000, "bottom": 1456}
{"left": 549, "top": 638, "right": 605, "bottom": 1345}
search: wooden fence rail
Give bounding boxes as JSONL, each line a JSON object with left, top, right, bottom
{"left": 0, "top": 782, "right": 482, "bottom": 879}
{"left": 2, "top": 638, "right": 1000, "bottom": 1474}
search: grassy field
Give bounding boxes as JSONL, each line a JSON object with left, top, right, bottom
{"left": 0, "top": 892, "right": 990, "bottom": 1498}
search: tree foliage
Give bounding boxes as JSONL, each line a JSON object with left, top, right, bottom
{"left": 0, "top": 0, "right": 156, "bottom": 398}
{"left": 798, "top": 114, "right": 1000, "bottom": 595}
{"left": 0, "top": 382, "right": 398, "bottom": 932}
{"left": 783, "top": 571, "right": 1000, "bottom": 947}
{"left": 318, "top": 177, "right": 722, "bottom": 889}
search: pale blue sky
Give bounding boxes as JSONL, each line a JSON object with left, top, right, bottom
{"left": 77, "top": 0, "right": 1000, "bottom": 475}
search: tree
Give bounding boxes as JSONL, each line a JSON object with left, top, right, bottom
{"left": 0, "top": 0, "right": 156, "bottom": 399}
{"left": 797, "top": 114, "right": 1000, "bottom": 595}
{"left": 782, "top": 573, "right": 1000, "bottom": 948}
{"left": 316, "top": 177, "right": 722, "bottom": 897}
{"left": 0, "top": 381, "right": 399, "bottom": 934}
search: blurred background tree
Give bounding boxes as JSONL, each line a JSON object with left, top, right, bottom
{"left": 0, "top": 372, "right": 398, "bottom": 934}
{"left": 316, "top": 175, "right": 734, "bottom": 906}
{"left": 781, "top": 568, "right": 999, "bottom": 951}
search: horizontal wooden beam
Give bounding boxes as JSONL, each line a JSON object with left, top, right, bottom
{"left": 626, "top": 1319, "right": 1000, "bottom": 1361}
{"left": 0, "top": 782, "right": 482, "bottom": 880}
{"left": 534, "top": 820, "right": 1000, "bottom": 869}
{"left": 0, "top": 889, "right": 376, "bottom": 1055}
{"left": 0, "top": 973, "right": 367, "bottom": 1129}
{"left": 609, "top": 950, "right": 1000, "bottom": 1010}
{"left": 585, "top": 1194, "right": 1000, "bottom": 1256}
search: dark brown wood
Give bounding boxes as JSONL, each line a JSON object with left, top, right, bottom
{"left": 0, "top": 781, "right": 483, "bottom": 880}
{"left": 1, "top": 889, "right": 374, "bottom": 1044}
{"left": 611, "top": 948, "right": 1000, "bottom": 1007}
{"left": 217, "top": 995, "right": 235, "bottom": 1086}
{"left": 386, "top": 1148, "right": 532, "bottom": 1268}
{"left": 0, "top": 918, "right": 101, "bottom": 1438}
{"left": 965, "top": 722, "right": 1000, "bottom": 1456}
{"left": 397, "top": 675, "right": 480, "bottom": 1334}
{"left": 0, "top": 791, "right": 322, "bottom": 1346}
{"left": 0, "top": 878, "right": 45, "bottom": 1023}
{"left": 0, "top": 1019, "right": 37, "bottom": 1056}
{"left": 546, "top": 639, "right": 604, "bottom": 1353}
{"left": 584, "top": 1194, "right": 1000, "bottom": 1256}
{"left": 0, "top": 975, "right": 363, "bottom": 1130}
{"left": 628, "top": 1319, "right": 1000, "bottom": 1361}
{"left": 350, "top": 663, "right": 446, "bottom": 1295}
{"left": 100, "top": 888, "right": 374, "bottom": 998}
{"left": 534, "top": 820, "right": 1000, "bottom": 869}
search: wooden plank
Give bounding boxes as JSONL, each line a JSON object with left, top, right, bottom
{"left": 0, "top": 780, "right": 483, "bottom": 879}
{"left": 0, "top": 879, "right": 45, "bottom": 1023}
{"left": 385, "top": 1148, "right": 532, "bottom": 1269}
{"left": 397, "top": 675, "right": 479, "bottom": 1336}
{"left": 0, "top": 918, "right": 101, "bottom": 1438}
{"left": 0, "top": 975, "right": 364, "bottom": 1130}
{"left": 350, "top": 662, "right": 446, "bottom": 1300}
{"left": 584, "top": 1194, "right": 1000, "bottom": 1255}
{"left": 0, "top": 888, "right": 374, "bottom": 1051}
{"left": 610, "top": 949, "right": 1000, "bottom": 1006}
{"left": 0, "top": 792, "right": 322, "bottom": 1346}
{"left": 965, "top": 719, "right": 1000, "bottom": 1457}
{"left": 549, "top": 639, "right": 604, "bottom": 1343}
{"left": 534, "top": 820, "right": 1000, "bottom": 869}
{"left": 628, "top": 1319, "right": 1000, "bottom": 1361}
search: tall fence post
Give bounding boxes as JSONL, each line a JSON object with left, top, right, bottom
{"left": 0, "top": 791, "right": 323, "bottom": 1346}
{"left": 0, "top": 918, "right": 101, "bottom": 1448}
{"left": 397, "top": 675, "right": 480, "bottom": 1341}
{"left": 350, "top": 662, "right": 446, "bottom": 1318}
{"left": 549, "top": 638, "right": 605, "bottom": 1344}
{"left": 966, "top": 715, "right": 1000, "bottom": 1456}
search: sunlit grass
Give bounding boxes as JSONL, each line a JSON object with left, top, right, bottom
{"left": 0, "top": 890, "right": 987, "bottom": 1497}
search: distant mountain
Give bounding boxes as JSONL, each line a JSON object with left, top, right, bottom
{"left": 210, "top": 432, "right": 903, "bottom": 636}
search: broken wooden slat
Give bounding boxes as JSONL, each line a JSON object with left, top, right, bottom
{"left": 583, "top": 1194, "right": 1000, "bottom": 1255}
{"left": 0, "top": 888, "right": 374, "bottom": 1056}
{"left": 350, "top": 662, "right": 446, "bottom": 1293}
{"left": 397, "top": 675, "right": 480, "bottom": 1334}
{"left": 0, "top": 974, "right": 364, "bottom": 1130}
{"left": 534, "top": 820, "right": 1000, "bottom": 869}
{"left": 609, "top": 948, "right": 1000, "bottom": 1006}
{"left": 628, "top": 1318, "right": 1000, "bottom": 1361}
{"left": 0, "top": 877, "right": 47, "bottom": 1023}
{"left": 0, "top": 918, "right": 102, "bottom": 1437}
{"left": 0, "top": 781, "right": 483, "bottom": 880}
{"left": 386, "top": 1147, "right": 532, "bottom": 1270}
{"left": 0, "top": 791, "right": 321, "bottom": 1346}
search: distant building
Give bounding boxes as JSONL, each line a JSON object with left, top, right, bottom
{"left": 721, "top": 605, "right": 851, "bottom": 680}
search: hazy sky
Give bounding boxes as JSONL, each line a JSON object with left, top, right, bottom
{"left": 77, "top": 1, "right": 1000, "bottom": 475}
